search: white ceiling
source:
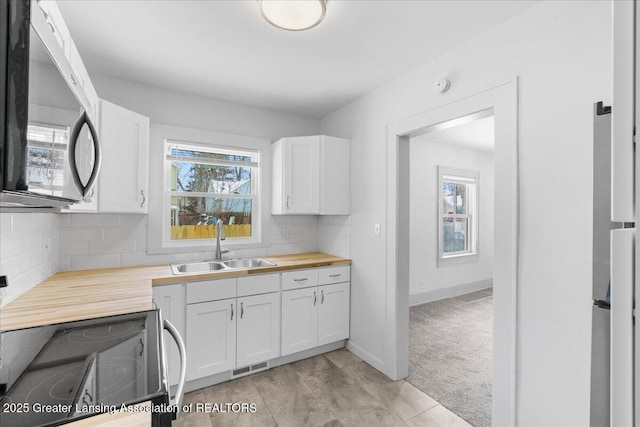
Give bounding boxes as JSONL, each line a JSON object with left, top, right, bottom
{"left": 414, "top": 115, "right": 495, "bottom": 152}
{"left": 57, "top": 0, "right": 537, "bottom": 118}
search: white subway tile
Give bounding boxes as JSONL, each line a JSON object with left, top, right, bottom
{"left": 70, "top": 254, "right": 120, "bottom": 270}
{"left": 63, "top": 227, "right": 104, "bottom": 242}
{"left": 89, "top": 240, "right": 136, "bottom": 255}
{"left": 119, "top": 214, "right": 148, "bottom": 227}
{"left": 58, "top": 213, "right": 71, "bottom": 227}
{"left": 59, "top": 240, "right": 89, "bottom": 256}
{"left": 70, "top": 213, "right": 120, "bottom": 227}
{"left": 58, "top": 256, "right": 71, "bottom": 272}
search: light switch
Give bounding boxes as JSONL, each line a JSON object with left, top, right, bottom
{"left": 374, "top": 223, "right": 381, "bottom": 236}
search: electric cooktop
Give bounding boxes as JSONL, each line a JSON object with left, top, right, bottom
{"left": 0, "top": 310, "right": 169, "bottom": 426}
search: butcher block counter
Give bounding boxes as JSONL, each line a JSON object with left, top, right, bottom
{"left": 0, "top": 253, "right": 351, "bottom": 331}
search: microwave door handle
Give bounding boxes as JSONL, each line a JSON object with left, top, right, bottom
{"left": 163, "top": 319, "right": 186, "bottom": 417}
{"left": 68, "top": 111, "right": 101, "bottom": 197}
{"left": 84, "top": 114, "right": 101, "bottom": 197}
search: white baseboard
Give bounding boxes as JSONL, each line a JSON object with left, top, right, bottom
{"left": 346, "top": 340, "right": 385, "bottom": 372}
{"left": 409, "top": 278, "right": 493, "bottom": 306}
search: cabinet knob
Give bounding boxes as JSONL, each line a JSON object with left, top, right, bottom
{"left": 286, "top": 195, "right": 290, "bottom": 210}
{"left": 231, "top": 303, "right": 234, "bottom": 321}
{"left": 313, "top": 291, "right": 317, "bottom": 306}
{"left": 321, "top": 290, "right": 324, "bottom": 304}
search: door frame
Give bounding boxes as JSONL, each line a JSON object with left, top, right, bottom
{"left": 384, "top": 78, "right": 519, "bottom": 426}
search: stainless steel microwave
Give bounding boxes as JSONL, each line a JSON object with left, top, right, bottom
{"left": 1, "top": 0, "right": 100, "bottom": 209}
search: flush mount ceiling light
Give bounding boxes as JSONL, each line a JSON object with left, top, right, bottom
{"left": 259, "top": 0, "right": 327, "bottom": 31}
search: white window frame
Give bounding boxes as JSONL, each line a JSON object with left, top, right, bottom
{"left": 437, "top": 166, "right": 479, "bottom": 267}
{"left": 161, "top": 138, "right": 262, "bottom": 249}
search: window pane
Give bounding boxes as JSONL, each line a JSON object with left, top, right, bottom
{"left": 443, "top": 217, "right": 468, "bottom": 253}
{"left": 443, "top": 182, "right": 456, "bottom": 214}
{"left": 170, "top": 196, "right": 252, "bottom": 240}
{"left": 455, "top": 183, "right": 467, "bottom": 214}
{"left": 171, "top": 162, "right": 252, "bottom": 194}
{"left": 169, "top": 146, "right": 253, "bottom": 163}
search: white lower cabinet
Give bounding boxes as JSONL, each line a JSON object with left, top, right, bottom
{"left": 236, "top": 293, "right": 280, "bottom": 367}
{"left": 281, "top": 287, "right": 319, "bottom": 355}
{"left": 157, "top": 268, "right": 349, "bottom": 385}
{"left": 318, "top": 282, "right": 350, "bottom": 346}
{"left": 282, "top": 279, "right": 350, "bottom": 356}
{"left": 186, "top": 299, "right": 236, "bottom": 381}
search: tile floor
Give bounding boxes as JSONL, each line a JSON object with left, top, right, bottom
{"left": 175, "top": 348, "right": 471, "bottom": 427}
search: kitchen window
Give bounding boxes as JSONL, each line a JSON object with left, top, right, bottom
{"left": 163, "top": 140, "right": 261, "bottom": 247}
{"left": 438, "top": 166, "right": 479, "bottom": 265}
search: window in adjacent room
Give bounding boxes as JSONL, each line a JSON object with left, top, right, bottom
{"left": 163, "top": 140, "right": 261, "bottom": 247}
{"left": 438, "top": 166, "right": 479, "bottom": 264}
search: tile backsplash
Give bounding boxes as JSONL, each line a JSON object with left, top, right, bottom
{"left": 318, "top": 215, "right": 351, "bottom": 259}
{"left": 58, "top": 214, "right": 321, "bottom": 270}
{"left": 0, "top": 213, "right": 60, "bottom": 305}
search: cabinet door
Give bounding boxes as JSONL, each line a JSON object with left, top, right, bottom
{"left": 281, "top": 287, "right": 318, "bottom": 356}
{"left": 284, "top": 137, "right": 320, "bottom": 214}
{"left": 152, "top": 284, "right": 185, "bottom": 387}
{"left": 318, "top": 282, "right": 350, "bottom": 346}
{"left": 186, "top": 299, "right": 236, "bottom": 380}
{"left": 237, "top": 293, "right": 280, "bottom": 367}
{"left": 98, "top": 100, "right": 149, "bottom": 213}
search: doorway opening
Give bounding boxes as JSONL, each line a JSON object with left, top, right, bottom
{"left": 384, "top": 80, "right": 518, "bottom": 426}
{"left": 406, "top": 111, "right": 495, "bottom": 427}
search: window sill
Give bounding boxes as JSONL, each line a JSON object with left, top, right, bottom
{"left": 437, "top": 253, "right": 479, "bottom": 267}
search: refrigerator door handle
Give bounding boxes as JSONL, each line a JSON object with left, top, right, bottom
{"left": 610, "top": 228, "right": 634, "bottom": 426}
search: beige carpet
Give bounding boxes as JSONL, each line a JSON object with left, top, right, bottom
{"left": 408, "top": 289, "right": 493, "bottom": 427}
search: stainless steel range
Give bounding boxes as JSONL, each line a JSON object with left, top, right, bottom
{"left": 0, "top": 310, "right": 186, "bottom": 426}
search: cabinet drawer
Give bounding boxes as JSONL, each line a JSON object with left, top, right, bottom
{"left": 319, "top": 266, "right": 350, "bottom": 285}
{"left": 187, "top": 278, "right": 236, "bottom": 304}
{"left": 237, "top": 274, "right": 280, "bottom": 297}
{"left": 282, "top": 269, "right": 319, "bottom": 291}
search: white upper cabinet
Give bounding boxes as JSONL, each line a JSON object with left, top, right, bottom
{"left": 272, "top": 135, "right": 350, "bottom": 215}
{"left": 98, "top": 100, "right": 150, "bottom": 213}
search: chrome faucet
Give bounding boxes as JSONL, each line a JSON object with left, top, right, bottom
{"left": 214, "top": 219, "right": 229, "bottom": 261}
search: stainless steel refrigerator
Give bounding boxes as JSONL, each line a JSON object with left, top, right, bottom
{"left": 590, "top": 102, "right": 615, "bottom": 427}
{"left": 596, "top": 1, "right": 638, "bottom": 426}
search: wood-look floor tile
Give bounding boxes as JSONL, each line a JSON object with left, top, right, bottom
{"left": 251, "top": 364, "right": 335, "bottom": 426}
{"left": 174, "top": 410, "right": 212, "bottom": 427}
{"left": 406, "top": 404, "right": 472, "bottom": 427}
{"left": 324, "top": 348, "right": 363, "bottom": 368}
{"left": 208, "top": 393, "right": 276, "bottom": 427}
{"left": 201, "top": 376, "right": 260, "bottom": 403}
{"left": 341, "top": 361, "right": 438, "bottom": 421}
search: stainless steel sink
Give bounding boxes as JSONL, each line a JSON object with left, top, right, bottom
{"left": 171, "top": 261, "right": 227, "bottom": 275}
{"left": 223, "top": 258, "right": 277, "bottom": 269}
{"left": 171, "top": 258, "right": 276, "bottom": 275}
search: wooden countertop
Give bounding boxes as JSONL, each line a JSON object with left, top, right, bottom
{"left": 0, "top": 252, "right": 351, "bottom": 331}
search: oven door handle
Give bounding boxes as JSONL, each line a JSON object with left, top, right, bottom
{"left": 163, "top": 319, "right": 186, "bottom": 414}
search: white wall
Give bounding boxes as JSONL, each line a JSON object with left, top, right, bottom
{"left": 320, "top": 2, "right": 610, "bottom": 425}
{"left": 0, "top": 213, "right": 59, "bottom": 305}
{"left": 91, "top": 73, "right": 320, "bottom": 139}
{"left": 409, "top": 139, "right": 494, "bottom": 300}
